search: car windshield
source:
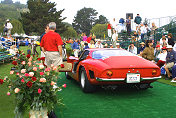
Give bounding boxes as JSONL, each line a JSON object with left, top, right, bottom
{"left": 92, "top": 50, "right": 136, "bottom": 59}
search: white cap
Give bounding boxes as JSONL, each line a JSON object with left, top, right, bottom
{"left": 6, "top": 19, "right": 10, "bottom": 22}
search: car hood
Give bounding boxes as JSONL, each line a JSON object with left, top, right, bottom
{"left": 99, "top": 56, "right": 158, "bottom": 69}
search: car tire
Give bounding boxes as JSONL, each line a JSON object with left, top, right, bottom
{"left": 80, "top": 67, "right": 95, "bottom": 93}
{"left": 65, "top": 72, "right": 71, "bottom": 79}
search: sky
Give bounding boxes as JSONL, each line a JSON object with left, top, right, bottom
{"left": 3, "top": 0, "right": 176, "bottom": 25}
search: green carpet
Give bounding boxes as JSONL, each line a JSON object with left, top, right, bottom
{"left": 55, "top": 72, "right": 176, "bottom": 118}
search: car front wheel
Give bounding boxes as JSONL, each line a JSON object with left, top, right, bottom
{"left": 80, "top": 67, "right": 95, "bottom": 93}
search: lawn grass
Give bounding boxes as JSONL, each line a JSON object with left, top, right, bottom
{"left": 55, "top": 73, "right": 176, "bottom": 118}
{"left": 157, "top": 76, "right": 176, "bottom": 86}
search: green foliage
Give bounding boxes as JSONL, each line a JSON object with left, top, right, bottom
{"left": 90, "top": 24, "right": 107, "bottom": 39}
{"left": 72, "top": 7, "right": 98, "bottom": 35}
{"left": 95, "top": 15, "right": 108, "bottom": 24}
{"left": 20, "top": 0, "right": 66, "bottom": 35}
{"left": 11, "top": 19, "right": 24, "bottom": 34}
{"left": 62, "top": 27, "right": 77, "bottom": 39}
{"left": 1, "top": 0, "right": 13, "bottom": 4}
{"left": 0, "top": 2, "right": 27, "bottom": 33}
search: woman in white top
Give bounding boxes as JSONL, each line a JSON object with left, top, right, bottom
{"left": 112, "top": 29, "right": 118, "bottom": 48}
{"left": 89, "top": 40, "right": 95, "bottom": 48}
{"left": 156, "top": 47, "right": 167, "bottom": 67}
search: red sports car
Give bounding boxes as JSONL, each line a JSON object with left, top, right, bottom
{"left": 63, "top": 48, "right": 161, "bottom": 93}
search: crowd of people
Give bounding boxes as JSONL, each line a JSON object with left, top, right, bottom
{"left": 107, "top": 14, "right": 158, "bottom": 43}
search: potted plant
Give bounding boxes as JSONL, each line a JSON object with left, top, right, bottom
{"left": 0, "top": 50, "right": 66, "bottom": 118}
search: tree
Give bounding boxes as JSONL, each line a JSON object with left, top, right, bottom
{"left": 95, "top": 15, "right": 108, "bottom": 24}
{"left": 72, "top": 7, "right": 98, "bottom": 35}
{"left": 20, "top": 0, "right": 66, "bottom": 35}
{"left": 90, "top": 24, "right": 107, "bottom": 39}
{"left": 1, "top": 0, "right": 13, "bottom": 4}
{"left": 11, "top": 19, "right": 24, "bottom": 34}
{"left": 61, "top": 27, "right": 77, "bottom": 39}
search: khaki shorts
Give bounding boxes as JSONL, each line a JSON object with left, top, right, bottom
{"left": 45, "top": 51, "right": 63, "bottom": 67}
{"left": 165, "top": 62, "right": 174, "bottom": 69}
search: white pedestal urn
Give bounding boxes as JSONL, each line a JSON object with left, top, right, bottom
{"left": 29, "top": 108, "right": 48, "bottom": 118}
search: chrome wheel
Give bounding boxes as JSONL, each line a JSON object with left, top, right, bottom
{"left": 81, "top": 71, "right": 85, "bottom": 88}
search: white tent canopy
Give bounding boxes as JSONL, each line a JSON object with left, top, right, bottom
{"left": 12, "top": 33, "right": 20, "bottom": 37}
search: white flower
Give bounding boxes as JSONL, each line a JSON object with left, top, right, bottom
{"left": 39, "top": 65, "right": 44, "bottom": 69}
{"left": 29, "top": 72, "right": 34, "bottom": 77}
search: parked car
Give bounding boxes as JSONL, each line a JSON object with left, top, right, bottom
{"left": 64, "top": 48, "right": 161, "bottom": 93}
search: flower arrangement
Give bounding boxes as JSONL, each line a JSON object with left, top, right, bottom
{"left": 1, "top": 50, "right": 66, "bottom": 117}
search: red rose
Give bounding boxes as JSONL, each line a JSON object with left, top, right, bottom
{"left": 26, "top": 81, "right": 33, "bottom": 88}
{"left": 12, "top": 61, "right": 17, "bottom": 66}
{"left": 26, "top": 54, "right": 31, "bottom": 58}
{"left": 0, "top": 79, "right": 3, "bottom": 84}
{"left": 31, "top": 77, "right": 37, "bottom": 81}
{"left": 40, "top": 57, "right": 45, "bottom": 61}
{"left": 60, "top": 64, "right": 64, "bottom": 68}
{"left": 37, "top": 58, "right": 41, "bottom": 61}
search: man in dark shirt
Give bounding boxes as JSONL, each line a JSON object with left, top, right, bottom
{"left": 164, "top": 45, "right": 176, "bottom": 79}
{"left": 40, "top": 24, "right": 49, "bottom": 57}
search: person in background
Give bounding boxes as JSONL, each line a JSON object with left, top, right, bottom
{"left": 84, "top": 43, "right": 89, "bottom": 49}
{"left": 40, "top": 24, "right": 49, "bottom": 58}
{"left": 65, "top": 40, "right": 73, "bottom": 57}
{"left": 89, "top": 40, "right": 95, "bottom": 48}
{"left": 138, "top": 42, "right": 145, "bottom": 55}
{"left": 112, "top": 29, "right": 118, "bottom": 47}
{"left": 40, "top": 22, "right": 63, "bottom": 67}
{"left": 95, "top": 39, "right": 103, "bottom": 48}
{"left": 164, "top": 45, "right": 176, "bottom": 79}
{"left": 156, "top": 46, "right": 167, "bottom": 68}
{"left": 171, "top": 64, "right": 176, "bottom": 82}
{"left": 4, "top": 19, "right": 13, "bottom": 37}
{"left": 104, "top": 43, "right": 108, "bottom": 48}
{"left": 167, "top": 33, "right": 175, "bottom": 47}
{"left": 126, "top": 16, "right": 131, "bottom": 36}
{"left": 151, "top": 22, "right": 158, "bottom": 36}
{"left": 72, "top": 39, "right": 80, "bottom": 57}
{"left": 33, "top": 40, "right": 39, "bottom": 56}
{"left": 154, "top": 45, "right": 162, "bottom": 62}
{"left": 82, "top": 33, "right": 87, "bottom": 42}
{"left": 9, "top": 46, "right": 16, "bottom": 55}
{"left": 134, "top": 14, "right": 142, "bottom": 31}
{"left": 115, "top": 43, "right": 121, "bottom": 49}
{"left": 107, "top": 22, "right": 112, "bottom": 37}
{"left": 87, "top": 34, "right": 92, "bottom": 43}
{"left": 110, "top": 44, "right": 113, "bottom": 48}
{"left": 160, "top": 35, "right": 168, "bottom": 45}
{"left": 160, "top": 36, "right": 168, "bottom": 47}
{"left": 142, "top": 40, "right": 155, "bottom": 61}
{"left": 127, "top": 43, "right": 137, "bottom": 54}
{"left": 112, "top": 18, "right": 118, "bottom": 32}
{"left": 132, "top": 31, "right": 139, "bottom": 42}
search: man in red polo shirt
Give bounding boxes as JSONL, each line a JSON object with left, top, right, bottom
{"left": 40, "top": 22, "right": 63, "bottom": 67}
